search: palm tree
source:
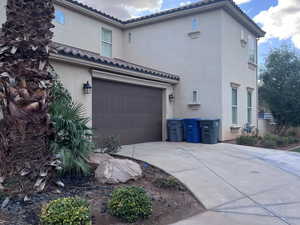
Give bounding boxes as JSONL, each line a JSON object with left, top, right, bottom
{"left": 0, "top": 0, "right": 55, "bottom": 194}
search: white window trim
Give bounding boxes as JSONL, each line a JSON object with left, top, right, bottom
{"left": 248, "top": 35, "right": 257, "bottom": 65}
{"left": 101, "top": 28, "right": 112, "bottom": 57}
{"left": 247, "top": 87, "right": 254, "bottom": 124}
{"left": 232, "top": 86, "right": 238, "bottom": 125}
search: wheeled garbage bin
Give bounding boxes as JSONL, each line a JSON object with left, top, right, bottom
{"left": 183, "top": 119, "right": 202, "bottom": 143}
{"left": 200, "top": 119, "right": 220, "bottom": 144}
{"left": 167, "top": 119, "right": 184, "bottom": 142}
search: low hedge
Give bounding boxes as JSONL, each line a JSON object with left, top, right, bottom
{"left": 236, "top": 134, "right": 300, "bottom": 148}
{"left": 108, "top": 186, "right": 152, "bottom": 223}
{"left": 236, "top": 135, "right": 258, "bottom": 146}
{"left": 40, "top": 197, "right": 92, "bottom": 225}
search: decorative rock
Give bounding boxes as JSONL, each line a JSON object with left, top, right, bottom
{"left": 92, "top": 154, "right": 142, "bottom": 184}
{"left": 89, "top": 153, "right": 114, "bottom": 165}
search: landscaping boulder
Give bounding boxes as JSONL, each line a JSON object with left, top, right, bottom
{"left": 90, "top": 153, "right": 142, "bottom": 184}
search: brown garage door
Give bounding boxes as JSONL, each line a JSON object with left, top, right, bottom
{"left": 92, "top": 78, "right": 163, "bottom": 145}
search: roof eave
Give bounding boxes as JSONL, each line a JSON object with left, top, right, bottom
{"left": 123, "top": 1, "right": 265, "bottom": 38}
{"left": 54, "top": 0, "right": 124, "bottom": 28}
{"left": 123, "top": 1, "right": 226, "bottom": 29}
{"left": 50, "top": 53, "right": 180, "bottom": 84}
{"left": 224, "top": 2, "right": 265, "bottom": 38}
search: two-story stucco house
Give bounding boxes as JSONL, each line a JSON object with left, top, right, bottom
{"left": 0, "top": 0, "right": 265, "bottom": 145}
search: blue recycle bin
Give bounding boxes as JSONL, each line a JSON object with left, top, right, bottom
{"left": 183, "top": 119, "right": 202, "bottom": 143}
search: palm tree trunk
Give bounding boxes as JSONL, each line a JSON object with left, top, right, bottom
{"left": 0, "top": 0, "right": 55, "bottom": 193}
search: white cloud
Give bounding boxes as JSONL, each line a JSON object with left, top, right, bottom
{"left": 180, "top": 1, "right": 192, "bottom": 7}
{"left": 254, "top": 0, "right": 300, "bottom": 48}
{"left": 77, "top": 0, "right": 252, "bottom": 19}
{"left": 233, "top": 0, "right": 251, "bottom": 4}
{"left": 78, "top": 0, "right": 163, "bottom": 19}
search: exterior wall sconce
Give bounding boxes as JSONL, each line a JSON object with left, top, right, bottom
{"left": 83, "top": 81, "right": 92, "bottom": 94}
{"left": 169, "top": 93, "right": 175, "bottom": 102}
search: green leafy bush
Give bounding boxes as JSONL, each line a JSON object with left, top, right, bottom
{"left": 236, "top": 135, "right": 258, "bottom": 146}
{"left": 261, "top": 134, "right": 278, "bottom": 148}
{"left": 287, "top": 130, "right": 297, "bottom": 137}
{"left": 98, "top": 136, "right": 121, "bottom": 154}
{"left": 287, "top": 136, "right": 299, "bottom": 144}
{"left": 50, "top": 79, "right": 94, "bottom": 175}
{"left": 108, "top": 186, "right": 152, "bottom": 223}
{"left": 153, "top": 176, "right": 186, "bottom": 191}
{"left": 261, "top": 134, "right": 299, "bottom": 148}
{"left": 40, "top": 197, "right": 92, "bottom": 225}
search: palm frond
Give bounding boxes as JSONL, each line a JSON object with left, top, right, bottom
{"left": 49, "top": 79, "right": 94, "bottom": 176}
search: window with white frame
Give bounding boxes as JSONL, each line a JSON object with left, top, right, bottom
{"left": 55, "top": 9, "right": 65, "bottom": 24}
{"left": 247, "top": 90, "right": 253, "bottom": 124}
{"left": 192, "top": 18, "right": 199, "bottom": 31}
{"left": 192, "top": 90, "right": 198, "bottom": 103}
{"left": 101, "top": 28, "right": 112, "bottom": 58}
{"left": 232, "top": 87, "right": 238, "bottom": 125}
{"left": 128, "top": 32, "right": 132, "bottom": 43}
{"left": 248, "top": 35, "right": 257, "bottom": 64}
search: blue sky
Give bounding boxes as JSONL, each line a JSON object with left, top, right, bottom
{"left": 82, "top": 0, "right": 300, "bottom": 65}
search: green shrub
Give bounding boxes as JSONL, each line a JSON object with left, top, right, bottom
{"left": 153, "top": 176, "right": 186, "bottom": 191}
{"left": 287, "top": 130, "right": 297, "bottom": 137}
{"left": 261, "top": 134, "right": 278, "bottom": 148}
{"left": 261, "top": 134, "right": 299, "bottom": 148}
{"left": 261, "top": 138, "right": 277, "bottom": 148}
{"left": 0, "top": 191, "right": 7, "bottom": 202}
{"left": 108, "top": 186, "right": 152, "bottom": 223}
{"left": 275, "top": 136, "right": 289, "bottom": 146}
{"left": 40, "top": 197, "right": 92, "bottom": 225}
{"left": 236, "top": 135, "right": 258, "bottom": 146}
{"left": 98, "top": 136, "right": 121, "bottom": 154}
{"left": 49, "top": 79, "right": 94, "bottom": 176}
{"left": 287, "top": 136, "right": 299, "bottom": 144}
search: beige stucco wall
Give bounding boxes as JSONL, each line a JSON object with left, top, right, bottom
{"left": 0, "top": 0, "right": 124, "bottom": 58}
{"left": 122, "top": 9, "right": 259, "bottom": 141}
{"left": 221, "top": 10, "right": 258, "bottom": 140}
{"left": 52, "top": 4, "right": 124, "bottom": 58}
{"left": 123, "top": 10, "right": 223, "bottom": 124}
{"left": 0, "top": 0, "right": 260, "bottom": 141}
{"left": 50, "top": 60, "right": 92, "bottom": 126}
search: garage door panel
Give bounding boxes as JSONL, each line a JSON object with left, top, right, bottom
{"left": 92, "top": 78, "right": 162, "bottom": 145}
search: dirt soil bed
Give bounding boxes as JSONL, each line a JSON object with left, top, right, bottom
{"left": 1, "top": 159, "right": 205, "bottom": 225}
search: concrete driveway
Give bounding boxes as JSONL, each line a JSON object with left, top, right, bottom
{"left": 119, "top": 142, "right": 300, "bottom": 225}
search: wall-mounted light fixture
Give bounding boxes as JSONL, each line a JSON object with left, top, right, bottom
{"left": 169, "top": 93, "right": 175, "bottom": 103}
{"left": 83, "top": 81, "right": 92, "bottom": 94}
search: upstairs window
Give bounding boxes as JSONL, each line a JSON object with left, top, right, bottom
{"left": 128, "top": 32, "right": 132, "bottom": 43}
{"left": 192, "top": 18, "right": 199, "bottom": 31}
{"left": 101, "top": 28, "right": 112, "bottom": 58}
{"left": 55, "top": 10, "right": 65, "bottom": 25}
{"left": 232, "top": 87, "right": 238, "bottom": 125}
{"left": 248, "top": 35, "right": 257, "bottom": 64}
{"left": 247, "top": 89, "right": 253, "bottom": 124}
{"left": 192, "top": 90, "right": 199, "bottom": 104}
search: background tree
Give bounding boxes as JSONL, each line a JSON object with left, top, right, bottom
{"left": 0, "top": 0, "right": 55, "bottom": 194}
{"left": 260, "top": 46, "right": 300, "bottom": 134}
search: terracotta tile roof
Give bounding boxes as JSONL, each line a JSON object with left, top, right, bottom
{"left": 62, "top": 0, "right": 123, "bottom": 24}
{"left": 124, "top": 0, "right": 224, "bottom": 24}
{"left": 52, "top": 42, "right": 180, "bottom": 81}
